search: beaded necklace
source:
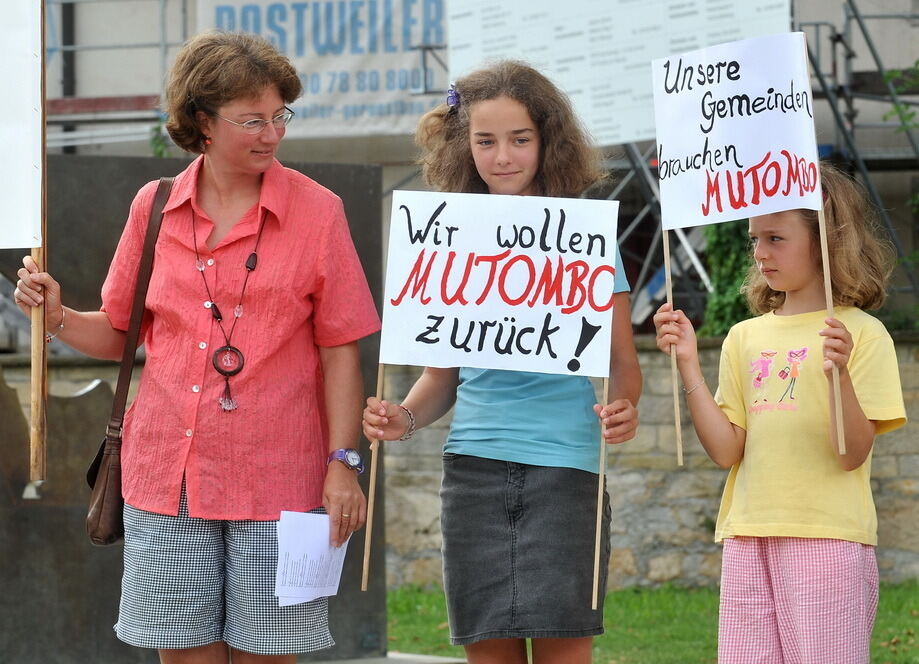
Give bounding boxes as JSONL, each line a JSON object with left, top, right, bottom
{"left": 191, "top": 207, "right": 267, "bottom": 411}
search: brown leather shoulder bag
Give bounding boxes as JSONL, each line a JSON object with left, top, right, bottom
{"left": 86, "top": 177, "right": 173, "bottom": 546}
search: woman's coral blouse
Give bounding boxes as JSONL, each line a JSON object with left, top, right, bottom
{"left": 101, "top": 156, "right": 380, "bottom": 520}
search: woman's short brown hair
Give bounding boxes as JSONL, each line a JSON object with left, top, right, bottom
{"left": 415, "top": 60, "right": 603, "bottom": 197}
{"left": 165, "top": 31, "right": 302, "bottom": 153}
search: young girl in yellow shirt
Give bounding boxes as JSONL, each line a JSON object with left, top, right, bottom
{"left": 654, "top": 164, "right": 906, "bottom": 664}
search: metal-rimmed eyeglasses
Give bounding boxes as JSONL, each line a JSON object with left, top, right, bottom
{"left": 214, "top": 107, "right": 295, "bottom": 134}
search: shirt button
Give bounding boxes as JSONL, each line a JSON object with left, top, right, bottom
{"left": 207, "top": 258, "right": 215, "bottom": 266}
{"left": 204, "top": 301, "right": 212, "bottom": 309}
{"left": 185, "top": 429, "right": 193, "bottom": 437}
{"left": 198, "top": 341, "right": 207, "bottom": 349}
{"left": 192, "top": 385, "right": 200, "bottom": 393}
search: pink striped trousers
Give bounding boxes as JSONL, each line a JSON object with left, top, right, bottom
{"left": 719, "top": 536, "right": 878, "bottom": 664}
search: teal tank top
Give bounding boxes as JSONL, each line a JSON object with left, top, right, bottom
{"left": 445, "top": 246, "right": 629, "bottom": 474}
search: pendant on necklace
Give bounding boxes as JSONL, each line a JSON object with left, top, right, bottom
{"left": 213, "top": 345, "right": 244, "bottom": 376}
{"left": 192, "top": 208, "right": 266, "bottom": 413}
{"left": 219, "top": 390, "right": 239, "bottom": 412}
{"left": 213, "top": 346, "right": 244, "bottom": 412}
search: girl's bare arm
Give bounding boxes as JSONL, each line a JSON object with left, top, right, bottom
{"left": 654, "top": 303, "right": 746, "bottom": 468}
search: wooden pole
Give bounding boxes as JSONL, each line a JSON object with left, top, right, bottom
{"left": 817, "top": 208, "right": 846, "bottom": 454}
{"left": 30, "top": 0, "right": 48, "bottom": 482}
{"left": 361, "top": 364, "right": 386, "bottom": 591}
{"left": 591, "top": 376, "right": 610, "bottom": 610}
{"left": 29, "top": 251, "right": 47, "bottom": 481}
{"left": 662, "top": 231, "right": 684, "bottom": 466}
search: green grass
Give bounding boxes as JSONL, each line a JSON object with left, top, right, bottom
{"left": 874, "top": 581, "right": 919, "bottom": 664}
{"left": 598, "top": 585, "right": 717, "bottom": 663}
{"left": 387, "top": 581, "right": 919, "bottom": 663}
{"left": 387, "top": 584, "right": 462, "bottom": 657}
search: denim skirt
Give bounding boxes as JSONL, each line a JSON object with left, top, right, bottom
{"left": 440, "top": 453, "right": 611, "bottom": 645}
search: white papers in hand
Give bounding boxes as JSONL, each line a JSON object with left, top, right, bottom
{"left": 275, "top": 511, "right": 349, "bottom": 607}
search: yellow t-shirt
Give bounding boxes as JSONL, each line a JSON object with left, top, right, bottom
{"left": 714, "top": 307, "right": 906, "bottom": 545}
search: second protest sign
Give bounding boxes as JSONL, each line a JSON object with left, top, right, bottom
{"left": 652, "top": 31, "right": 822, "bottom": 230}
{"left": 381, "top": 191, "right": 620, "bottom": 377}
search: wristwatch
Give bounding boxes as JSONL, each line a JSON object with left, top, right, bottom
{"left": 327, "top": 448, "right": 365, "bottom": 474}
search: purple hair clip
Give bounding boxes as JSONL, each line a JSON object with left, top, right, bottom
{"left": 446, "top": 84, "right": 460, "bottom": 110}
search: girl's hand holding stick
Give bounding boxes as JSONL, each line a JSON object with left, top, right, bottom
{"left": 361, "top": 397, "right": 412, "bottom": 442}
{"left": 593, "top": 399, "right": 638, "bottom": 445}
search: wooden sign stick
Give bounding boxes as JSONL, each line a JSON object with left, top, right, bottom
{"left": 30, "top": 2, "right": 48, "bottom": 482}
{"left": 817, "top": 208, "right": 846, "bottom": 454}
{"left": 29, "top": 251, "right": 47, "bottom": 481}
{"left": 591, "top": 376, "right": 611, "bottom": 610}
{"left": 361, "top": 363, "right": 386, "bottom": 591}
{"left": 662, "top": 231, "right": 684, "bottom": 466}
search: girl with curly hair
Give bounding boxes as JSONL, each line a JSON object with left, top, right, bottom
{"left": 364, "top": 60, "right": 642, "bottom": 664}
{"left": 653, "top": 163, "right": 906, "bottom": 663}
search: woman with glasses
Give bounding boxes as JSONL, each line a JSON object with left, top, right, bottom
{"left": 12, "top": 31, "right": 380, "bottom": 664}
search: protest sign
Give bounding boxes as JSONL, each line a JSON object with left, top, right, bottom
{"left": 1, "top": 1, "right": 43, "bottom": 249}
{"left": 2, "top": 2, "right": 47, "bottom": 481}
{"left": 650, "top": 32, "right": 846, "bottom": 460}
{"left": 380, "top": 191, "right": 620, "bottom": 377}
{"left": 652, "top": 32, "right": 821, "bottom": 229}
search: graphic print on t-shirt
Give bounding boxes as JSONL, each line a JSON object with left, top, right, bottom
{"left": 749, "top": 346, "right": 809, "bottom": 414}
{"left": 778, "top": 347, "right": 808, "bottom": 403}
{"left": 749, "top": 350, "right": 777, "bottom": 404}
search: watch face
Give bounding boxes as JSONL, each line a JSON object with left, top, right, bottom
{"left": 345, "top": 449, "right": 361, "bottom": 466}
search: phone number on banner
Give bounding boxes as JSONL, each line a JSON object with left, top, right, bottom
{"left": 299, "top": 67, "right": 437, "bottom": 95}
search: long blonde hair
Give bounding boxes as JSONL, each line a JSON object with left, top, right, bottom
{"left": 742, "top": 163, "right": 895, "bottom": 314}
{"left": 415, "top": 60, "right": 602, "bottom": 197}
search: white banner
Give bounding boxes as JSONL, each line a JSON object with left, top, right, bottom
{"left": 196, "top": 0, "right": 447, "bottom": 138}
{"left": 652, "top": 32, "right": 821, "bottom": 230}
{"left": 448, "top": 0, "right": 791, "bottom": 147}
{"left": 380, "top": 191, "right": 620, "bottom": 377}
{"left": 1, "top": 2, "right": 42, "bottom": 250}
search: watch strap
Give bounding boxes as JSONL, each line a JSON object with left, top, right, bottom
{"left": 327, "top": 448, "right": 364, "bottom": 473}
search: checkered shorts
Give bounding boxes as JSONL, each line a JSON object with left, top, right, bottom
{"left": 719, "top": 536, "right": 878, "bottom": 664}
{"left": 115, "top": 488, "right": 334, "bottom": 655}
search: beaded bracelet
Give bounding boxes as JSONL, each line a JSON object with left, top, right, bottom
{"left": 44, "top": 309, "right": 65, "bottom": 343}
{"left": 398, "top": 404, "right": 416, "bottom": 441}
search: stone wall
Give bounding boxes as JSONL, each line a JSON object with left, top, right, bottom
{"left": 382, "top": 334, "right": 919, "bottom": 590}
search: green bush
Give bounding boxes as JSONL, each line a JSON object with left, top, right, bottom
{"left": 879, "top": 250, "right": 919, "bottom": 332}
{"left": 698, "top": 219, "right": 752, "bottom": 337}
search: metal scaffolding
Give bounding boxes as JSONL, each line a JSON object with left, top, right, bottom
{"left": 800, "top": 0, "right": 919, "bottom": 299}
{"left": 45, "top": 0, "right": 188, "bottom": 149}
